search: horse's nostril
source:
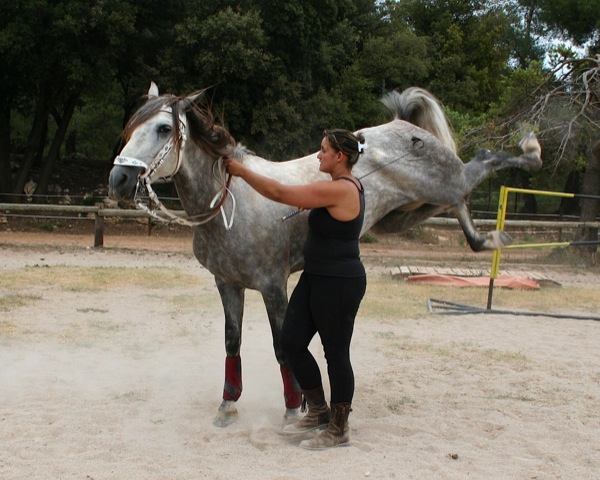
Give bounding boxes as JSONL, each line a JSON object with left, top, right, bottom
{"left": 112, "top": 171, "right": 130, "bottom": 187}
{"left": 108, "top": 167, "right": 138, "bottom": 200}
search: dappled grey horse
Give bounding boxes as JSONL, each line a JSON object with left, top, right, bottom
{"left": 108, "top": 83, "right": 542, "bottom": 426}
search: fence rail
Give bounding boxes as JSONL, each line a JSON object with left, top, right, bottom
{"left": 1, "top": 202, "right": 600, "bottom": 248}
{"left": 0, "top": 203, "right": 153, "bottom": 247}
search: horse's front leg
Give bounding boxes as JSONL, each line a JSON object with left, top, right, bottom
{"left": 261, "top": 282, "right": 302, "bottom": 421}
{"left": 214, "top": 278, "right": 245, "bottom": 427}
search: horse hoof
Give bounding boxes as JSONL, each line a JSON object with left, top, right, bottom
{"left": 213, "top": 411, "right": 238, "bottom": 428}
{"left": 498, "top": 230, "right": 513, "bottom": 247}
{"left": 213, "top": 400, "right": 238, "bottom": 427}
{"left": 486, "top": 230, "right": 513, "bottom": 250}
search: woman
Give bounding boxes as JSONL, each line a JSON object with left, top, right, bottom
{"left": 223, "top": 129, "right": 367, "bottom": 450}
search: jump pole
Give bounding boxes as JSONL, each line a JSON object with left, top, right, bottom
{"left": 429, "top": 186, "right": 600, "bottom": 317}
{"left": 486, "top": 186, "right": 600, "bottom": 310}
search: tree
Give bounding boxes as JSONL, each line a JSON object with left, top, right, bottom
{"left": 489, "top": 54, "right": 600, "bottom": 260}
{"left": 0, "top": 1, "right": 44, "bottom": 196}
{"left": 536, "top": 1, "right": 600, "bottom": 239}
{"left": 5, "top": 0, "right": 594, "bottom": 212}
{"left": 393, "top": 0, "right": 515, "bottom": 113}
{"left": 537, "top": 0, "right": 600, "bottom": 50}
{"left": 491, "top": 1, "right": 547, "bottom": 68}
{"left": 0, "top": 0, "right": 147, "bottom": 199}
{"left": 358, "top": 1, "right": 431, "bottom": 93}
{"left": 169, "top": 0, "right": 383, "bottom": 158}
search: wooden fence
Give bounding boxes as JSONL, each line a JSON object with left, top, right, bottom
{"left": 1, "top": 202, "right": 599, "bottom": 249}
{"left": 0, "top": 203, "right": 152, "bottom": 248}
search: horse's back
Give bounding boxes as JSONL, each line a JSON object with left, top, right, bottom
{"left": 352, "top": 120, "right": 471, "bottom": 232}
{"left": 356, "top": 120, "right": 466, "bottom": 189}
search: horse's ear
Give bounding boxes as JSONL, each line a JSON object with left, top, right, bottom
{"left": 148, "top": 82, "right": 159, "bottom": 98}
{"left": 179, "top": 90, "right": 206, "bottom": 112}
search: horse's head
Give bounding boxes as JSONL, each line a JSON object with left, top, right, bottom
{"left": 108, "top": 82, "right": 208, "bottom": 203}
{"left": 109, "top": 83, "right": 236, "bottom": 205}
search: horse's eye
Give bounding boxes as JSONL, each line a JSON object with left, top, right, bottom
{"left": 158, "top": 124, "right": 172, "bottom": 134}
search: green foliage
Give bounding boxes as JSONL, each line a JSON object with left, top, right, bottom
{"left": 496, "top": 62, "right": 547, "bottom": 114}
{"left": 1, "top": 0, "right": 597, "bottom": 204}
{"left": 393, "top": 0, "right": 515, "bottom": 113}
{"left": 444, "top": 108, "right": 488, "bottom": 154}
{"left": 358, "top": 27, "right": 431, "bottom": 92}
{"left": 538, "top": 0, "right": 600, "bottom": 48}
{"left": 70, "top": 85, "right": 124, "bottom": 160}
{"left": 360, "top": 230, "right": 379, "bottom": 244}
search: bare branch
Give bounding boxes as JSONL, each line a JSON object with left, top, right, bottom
{"left": 502, "top": 55, "right": 599, "bottom": 167}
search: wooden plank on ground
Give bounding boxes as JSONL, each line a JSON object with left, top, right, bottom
{"left": 397, "top": 265, "right": 560, "bottom": 286}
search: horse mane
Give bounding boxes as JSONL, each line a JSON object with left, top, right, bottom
{"left": 185, "top": 95, "right": 236, "bottom": 158}
{"left": 230, "top": 144, "right": 254, "bottom": 159}
{"left": 381, "top": 87, "right": 457, "bottom": 154}
{"left": 123, "top": 93, "right": 236, "bottom": 159}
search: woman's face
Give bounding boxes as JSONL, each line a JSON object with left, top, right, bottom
{"left": 317, "top": 137, "right": 340, "bottom": 173}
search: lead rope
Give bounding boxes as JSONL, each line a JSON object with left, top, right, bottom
{"left": 281, "top": 136, "right": 424, "bottom": 221}
{"left": 118, "top": 107, "right": 236, "bottom": 229}
{"left": 357, "top": 136, "right": 424, "bottom": 180}
{"left": 136, "top": 160, "right": 235, "bottom": 229}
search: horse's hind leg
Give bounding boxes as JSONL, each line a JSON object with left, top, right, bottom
{"left": 455, "top": 133, "right": 542, "bottom": 251}
{"left": 453, "top": 201, "right": 512, "bottom": 252}
{"left": 213, "top": 278, "right": 245, "bottom": 427}
{"left": 464, "top": 133, "right": 542, "bottom": 188}
{"left": 261, "top": 282, "right": 302, "bottom": 420}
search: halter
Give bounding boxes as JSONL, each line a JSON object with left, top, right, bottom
{"left": 113, "top": 108, "right": 236, "bottom": 229}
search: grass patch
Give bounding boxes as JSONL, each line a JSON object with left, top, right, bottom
{"left": 388, "top": 395, "right": 417, "bottom": 413}
{"left": 490, "top": 392, "right": 535, "bottom": 402}
{"left": 0, "top": 266, "right": 203, "bottom": 292}
{"left": 361, "top": 274, "right": 599, "bottom": 320}
{"left": 0, "top": 293, "right": 42, "bottom": 311}
{"left": 376, "top": 333, "right": 530, "bottom": 368}
{"left": 168, "top": 293, "right": 205, "bottom": 310}
{"left": 360, "top": 231, "right": 379, "bottom": 244}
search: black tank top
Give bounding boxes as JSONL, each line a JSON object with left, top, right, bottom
{"left": 303, "top": 177, "right": 366, "bottom": 277}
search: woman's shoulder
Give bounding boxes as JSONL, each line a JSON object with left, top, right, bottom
{"left": 336, "top": 176, "right": 363, "bottom": 192}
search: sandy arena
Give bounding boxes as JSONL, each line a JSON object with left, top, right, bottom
{"left": 1, "top": 230, "right": 599, "bottom": 479}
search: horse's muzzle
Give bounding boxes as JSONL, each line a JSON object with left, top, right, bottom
{"left": 108, "top": 165, "right": 143, "bottom": 201}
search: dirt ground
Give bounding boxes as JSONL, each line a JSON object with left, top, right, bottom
{"left": 1, "top": 227, "right": 599, "bottom": 479}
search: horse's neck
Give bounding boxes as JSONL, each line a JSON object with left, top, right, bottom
{"left": 173, "top": 151, "right": 223, "bottom": 216}
{"left": 173, "top": 149, "right": 323, "bottom": 219}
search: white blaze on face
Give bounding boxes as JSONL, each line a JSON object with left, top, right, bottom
{"left": 120, "top": 110, "right": 182, "bottom": 181}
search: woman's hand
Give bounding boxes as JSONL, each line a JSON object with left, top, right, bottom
{"left": 223, "top": 157, "right": 245, "bottom": 177}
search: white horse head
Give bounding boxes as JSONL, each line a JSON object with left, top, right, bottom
{"left": 111, "top": 84, "right": 199, "bottom": 189}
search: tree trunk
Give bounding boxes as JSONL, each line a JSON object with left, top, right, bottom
{"left": 0, "top": 99, "right": 12, "bottom": 196}
{"left": 557, "top": 170, "right": 581, "bottom": 216}
{"left": 37, "top": 93, "right": 80, "bottom": 195}
{"left": 11, "top": 87, "right": 52, "bottom": 202}
{"left": 516, "top": 170, "right": 538, "bottom": 215}
{"left": 576, "top": 139, "right": 600, "bottom": 264}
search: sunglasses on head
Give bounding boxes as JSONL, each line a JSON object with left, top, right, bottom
{"left": 324, "top": 130, "right": 342, "bottom": 152}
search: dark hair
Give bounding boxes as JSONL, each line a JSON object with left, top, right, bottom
{"left": 323, "top": 129, "right": 366, "bottom": 166}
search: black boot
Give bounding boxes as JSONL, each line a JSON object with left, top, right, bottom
{"left": 282, "top": 386, "right": 330, "bottom": 434}
{"left": 299, "top": 402, "right": 351, "bottom": 449}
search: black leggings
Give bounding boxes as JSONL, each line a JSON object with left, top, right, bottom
{"left": 281, "top": 272, "right": 366, "bottom": 404}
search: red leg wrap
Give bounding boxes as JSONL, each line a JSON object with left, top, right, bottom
{"left": 223, "top": 355, "right": 242, "bottom": 401}
{"left": 280, "top": 365, "right": 302, "bottom": 409}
